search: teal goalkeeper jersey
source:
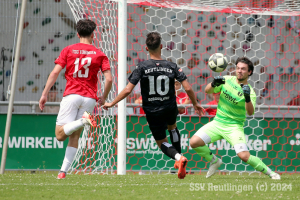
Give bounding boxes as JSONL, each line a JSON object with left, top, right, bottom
{"left": 213, "top": 75, "right": 256, "bottom": 125}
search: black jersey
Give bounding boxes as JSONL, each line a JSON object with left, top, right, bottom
{"left": 128, "top": 59, "right": 187, "bottom": 114}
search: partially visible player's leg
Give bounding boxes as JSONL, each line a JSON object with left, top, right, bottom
{"left": 156, "top": 137, "right": 181, "bottom": 161}
{"left": 227, "top": 127, "right": 281, "bottom": 180}
{"left": 190, "top": 121, "right": 223, "bottom": 178}
{"left": 57, "top": 128, "right": 83, "bottom": 179}
{"left": 167, "top": 108, "right": 181, "bottom": 154}
{"left": 236, "top": 149, "right": 280, "bottom": 179}
{"left": 155, "top": 134, "right": 188, "bottom": 179}
{"left": 166, "top": 109, "right": 185, "bottom": 172}
{"left": 55, "top": 95, "right": 97, "bottom": 141}
{"left": 156, "top": 136, "right": 188, "bottom": 179}
{"left": 57, "top": 95, "right": 96, "bottom": 179}
{"left": 168, "top": 124, "right": 181, "bottom": 154}
{"left": 168, "top": 124, "right": 181, "bottom": 169}
{"left": 146, "top": 110, "right": 182, "bottom": 161}
{"left": 190, "top": 121, "right": 222, "bottom": 162}
{"left": 146, "top": 111, "right": 187, "bottom": 179}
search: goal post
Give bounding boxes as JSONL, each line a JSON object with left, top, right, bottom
{"left": 67, "top": 0, "right": 300, "bottom": 175}
{"left": 117, "top": 0, "right": 128, "bottom": 175}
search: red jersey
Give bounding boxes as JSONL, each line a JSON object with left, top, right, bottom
{"left": 137, "top": 96, "right": 145, "bottom": 114}
{"left": 55, "top": 43, "right": 110, "bottom": 100}
{"left": 176, "top": 92, "right": 189, "bottom": 115}
{"left": 206, "top": 100, "right": 218, "bottom": 116}
{"left": 176, "top": 92, "right": 189, "bottom": 104}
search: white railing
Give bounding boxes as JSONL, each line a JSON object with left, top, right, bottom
{"left": 0, "top": 101, "right": 299, "bottom": 118}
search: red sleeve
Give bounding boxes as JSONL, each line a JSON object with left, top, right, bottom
{"left": 54, "top": 46, "right": 68, "bottom": 68}
{"left": 101, "top": 56, "right": 110, "bottom": 71}
{"left": 184, "top": 93, "right": 189, "bottom": 101}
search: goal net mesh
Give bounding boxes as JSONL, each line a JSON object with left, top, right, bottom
{"left": 67, "top": 0, "right": 118, "bottom": 174}
{"left": 68, "top": 0, "right": 300, "bottom": 174}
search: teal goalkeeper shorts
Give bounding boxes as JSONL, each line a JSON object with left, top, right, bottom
{"left": 194, "top": 120, "right": 246, "bottom": 146}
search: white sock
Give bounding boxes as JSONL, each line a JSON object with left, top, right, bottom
{"left": 211, "top": 154, "right": 217, "bottom": 163}
{"left": 60, "top": 146, "right": 77, "bottom": 172}
{"left": 266, "top": 167, "right": 272, "bottom": 176}
{"left": 175, "top": 153, "right": 181, "bottom": 161}
{"left": 63, "top": 118, "right": 87, "bottom": 136}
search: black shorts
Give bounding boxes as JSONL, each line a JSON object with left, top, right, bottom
{"left": 145, "top": 108, "right": 178, "bottom": 141}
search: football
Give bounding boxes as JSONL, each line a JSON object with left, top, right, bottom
{"left": 208, "top": 53, "right": 228, "bottom": 72}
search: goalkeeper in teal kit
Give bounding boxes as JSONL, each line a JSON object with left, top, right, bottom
{"left": 190, "top": 57, "right": 280, "bottom": 180}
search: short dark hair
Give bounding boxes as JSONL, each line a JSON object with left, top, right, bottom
{"left": 76, "top": 19, "right": 96, "bottom": 37}
{"left": 235, "top": 57, "right": 254, "bottom": 76}
{"left": 146, "top": 32, "right": 161, "bottom": 51}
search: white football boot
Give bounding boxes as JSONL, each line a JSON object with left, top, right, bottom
{"left": 206, "top": 157, "right": 222, "bottom": 178}
{"left": 270, "top": 173, "right": 281, "bottom": 180}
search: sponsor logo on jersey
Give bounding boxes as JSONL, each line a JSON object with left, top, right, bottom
{"left": 156, "top": 63, "right": 159, "bottom": 66}
{"left": 223, "top": 90, "right": 238, "bottom": 105}
{"left": 238, "top": 92, "right": 243, "bottom": 97}
{"left": 80, "top": 50, "right": 96, "bottom": 55}
{"left": 144, "top": 67, "right": 173, "bottom": 74}
{"left": 72, "top": 50, "right": 79, "bottom": 54}
{"left": 178, "top": 68, "right": 182, "bottom": 72}
{"left": 148, "top": 96, "right": 170, "bottom": 101}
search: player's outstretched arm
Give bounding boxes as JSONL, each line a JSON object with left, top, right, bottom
{"left": 205, "top": 76, "right": 225, "bottom": 94}
{"left": 181, "top": 80, "right": 204, "bottom": 116}
{"left": 241, "top": 84, "right": 254, "bottom": 115}
{"left": 39, "top": 64, "right": 62, "bottom": 110}
{"left": 103, "top": 82, "right": 135, "bottom": 110}
{"left": 98, "top": 70, "right": 113, "bottom": 106}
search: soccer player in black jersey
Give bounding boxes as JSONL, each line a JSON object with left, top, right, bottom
{"left": 103, "top": 32, "right": 204, "bottom": 179}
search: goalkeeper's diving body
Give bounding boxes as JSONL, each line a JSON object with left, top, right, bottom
{"left": 189, "top": 57, "right": 280, "bottom": 180}
{"left": 103, "top": 32, "right": 205, "bottom": 179}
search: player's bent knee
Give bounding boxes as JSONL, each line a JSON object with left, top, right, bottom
{"left": 190, "top": 136, "right": 205, "bottom": 148}
{"left": 237, "top": 152, "right": 250, "bottom": 162}
{"left": 55, "top": 125, "right": 68, "bottom": 141}
{"left": 55, "top": 134, "right": 66, "bottom": 141}
{"left": 155, "top": 138, "right": 169, "bottom": 149}
{"left": 167, "top": 123, "right": 176, "bottom": 130}
{"left": 234, "top": 143, "right": 249, "bottom": 162}
{"left": 55, "top": 131, "right": 67, "bottom": 141}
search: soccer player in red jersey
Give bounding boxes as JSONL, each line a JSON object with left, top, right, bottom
{"left": 39, "top": 19, "right": 112, "bottom": 179}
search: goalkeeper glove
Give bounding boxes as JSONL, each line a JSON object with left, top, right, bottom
{"left": 211, "top": 76, "right": 225, "bottom": 87}
{"left": 241, "top": 84, "right": 251, "bottom": 103}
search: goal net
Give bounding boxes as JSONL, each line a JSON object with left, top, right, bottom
{"left": 67, "top": 0, "right": 300, "bottom": 174}
{"left": 67, "top": 0, "right": 118, "bottom": 174}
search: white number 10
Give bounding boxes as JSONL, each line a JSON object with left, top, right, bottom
{"left": 73, "top": 57, "right": 91, "bottom": 78}
{"left": 148, "top": 75, "right": 169, "bottom": 95}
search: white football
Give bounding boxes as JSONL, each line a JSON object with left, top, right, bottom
{"left": 208, "top": 53, "right": 228, "bottom": 72}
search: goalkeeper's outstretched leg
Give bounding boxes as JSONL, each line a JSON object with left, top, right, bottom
{"left": 238, "top": 151, "right": 280, "bottom": 180}
{"left": 190, "top": 131, "right": 222, "bottom": 178}
{"left": 190, "top": 122, "right": 280, "bottom": 180}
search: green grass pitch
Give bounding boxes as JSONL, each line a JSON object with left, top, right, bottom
{"left": 0, "top": 172, "right": 299, "bottom": 200}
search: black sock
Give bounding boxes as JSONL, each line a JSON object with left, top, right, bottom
{"left": 169, "top": 127, "right": 181, "bottom": 154}
{"left": 160, "top": 142, "right": 178, "bottom": 160}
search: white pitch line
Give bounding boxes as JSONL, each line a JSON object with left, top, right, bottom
{"left": 0, "top": 182, "right": 190, "bottom": 186}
